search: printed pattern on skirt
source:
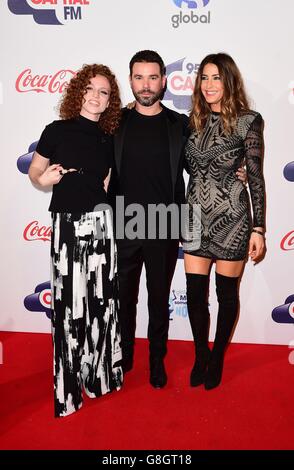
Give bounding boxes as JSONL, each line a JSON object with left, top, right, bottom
{"left": 51, "top": 210, "right": 123, "bottom": 417}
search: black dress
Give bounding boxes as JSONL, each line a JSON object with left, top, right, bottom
{"left": 36, "top": 115, "right": 123, "bottom": 417}
{"left": 184, "top": 111, "right": 265, "bottom": 261}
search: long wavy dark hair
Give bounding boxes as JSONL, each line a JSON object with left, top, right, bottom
{"left": 190, "top": 53, "right": 250, "bottom": 134}
{"left": 59, "top": 64, "right": 121, "bottom": 134}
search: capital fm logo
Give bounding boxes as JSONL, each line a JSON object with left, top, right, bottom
{"left": 24, "top": 221, "right": 51, "bottom": 242}
{"left": 171, "top": 0, "right": 211, "bottom": 28}
{"left": 16, "top": 68, "right": 75, "bottom": 94}
{"left": 169, "top": 289, "right": 188, "bottom": 321}
{"left": 17, "top": 141, "right": 37, "bottom": 174}
{"left": 24, "top": 281, "right": 52, "bottom": 319}
{"left": 163, "top": 57, "right": 198, "bottom": 111}
{"left": 272, "top": 294, "right": 294, "bottom": 324}
{"left": 8, "top": 0, "right": 91, "bottom": 25}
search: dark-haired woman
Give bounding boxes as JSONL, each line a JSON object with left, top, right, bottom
{"left": 183, "top": 53, "right": 266, "bottom": 390}
{"left": 29, "top": 64, "right": 123, "bottom": 416}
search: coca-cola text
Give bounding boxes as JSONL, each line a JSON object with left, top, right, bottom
{"left": 16, "top": 69, "right": 75, "bottom": 94}
{"left": 23, "top": 221, "right": 51, "bottom": 242}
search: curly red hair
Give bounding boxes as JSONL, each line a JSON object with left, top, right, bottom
{"left": 59, "top": 64, "right": 121, "bottom": 134}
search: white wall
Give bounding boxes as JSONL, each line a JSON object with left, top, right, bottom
{"left": 1, "top": 0, "right": 294, "bottom": 345}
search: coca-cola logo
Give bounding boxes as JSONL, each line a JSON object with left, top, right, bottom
{"left": 15, "top": 68, "right": 75, "bottom": 94}
{"left": 281, "top": 230, "right": 294, "bottom": 251}
{"left": 23, "top": 221, "right": 51, "bottom": 242}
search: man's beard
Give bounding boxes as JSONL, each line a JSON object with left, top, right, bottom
{"left": 132, "top": 87, "right": 163, "bottom": 107}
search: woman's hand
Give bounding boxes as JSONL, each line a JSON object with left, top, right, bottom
{"left": 29, "top": 151, "right": 78, "bottom": 188}
{"left": 248, "top": 230, "right": 266, "bottom": 263}
{"left": 38, "top": 164, "right": 65, "bottom": 187}
{"left": 236, "top": 167, "right": 247, "bottom": 184}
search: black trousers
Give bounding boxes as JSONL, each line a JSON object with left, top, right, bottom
{"left": 51, "top": 211, "right": 123, "bottom": 417}
{"left": 117, "top": 238, "right": 179, "bottom": 359}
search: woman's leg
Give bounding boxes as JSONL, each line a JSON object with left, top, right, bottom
{"left": 205, "top": 259, "right": 244, "bottom": 390}
{"left": 51, "top": 212, "right": 85, "bottom": 417}
{"left": 184, "top": 254, "right": 212, "bottom": 386}
{"left": 81, "top": 210, "right": 123, "bottom": 398}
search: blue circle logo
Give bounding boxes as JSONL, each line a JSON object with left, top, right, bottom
{"left": 172, "top": 0, "right": 210, "bottom": 8}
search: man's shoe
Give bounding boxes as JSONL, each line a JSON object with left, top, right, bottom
{"left": 149, "top": 358, "right": 167, "bottom": 389}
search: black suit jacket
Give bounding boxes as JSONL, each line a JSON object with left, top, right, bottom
{"left": 108, "top": 104, "right": 190, "bottom": 209}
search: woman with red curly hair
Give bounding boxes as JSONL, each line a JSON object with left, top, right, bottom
{"left": 29, "top": 64, "right": 123, "bottom": 417}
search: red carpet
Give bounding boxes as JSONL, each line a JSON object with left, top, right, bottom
{"left": 0, "top": 332, "right": 293, "bottom": 450}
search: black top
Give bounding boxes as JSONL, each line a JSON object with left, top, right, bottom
{"left": 36, "top": 115, "right": 113, "bottom": 213}
{"left": 120, "top": 109, "right": 172, "bottom": 207}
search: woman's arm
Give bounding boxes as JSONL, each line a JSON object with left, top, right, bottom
{"left": 244, "top": 114, "right": 266, "bottom": 262}
{"left": 29, "top": 151, "right": 63, "bottom": 188}
{"left": 104, "top": 168, "right": 111, "bottom": 193}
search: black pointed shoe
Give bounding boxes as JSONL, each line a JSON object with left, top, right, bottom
{"left": 204, "top": 355, "right": 224, "bottom": 390}
{"left": 190, "top": 349, "right": 211, "bottom": 387}
{"left": 149, "top": 357, "right": 167, "bottom": 389}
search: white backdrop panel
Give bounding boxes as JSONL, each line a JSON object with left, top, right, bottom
{"left": 1, "top": 0, "right": 293, "bottom": 345}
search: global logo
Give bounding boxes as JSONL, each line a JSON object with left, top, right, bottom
{"left": 7, "top": 0, "right": 91, "bottom": 25}
{"left": 272, "top": 295, "right": 294, "bottom": 324}
{"left": 283, "top": 161, "right": 294, "bottom": 182}
{"left": 17, "top": 141, "right": 38, "bottom": 174}
{"left": 171, "top": 0, "right": 211, "bottom": 28}
{"left": 163, "top": 57, "right": 198, "bottom": 111}
{"left": 24, "top": 281, "right": 52, "bottom": 319}
{"left": 169, "top": 289, "right": 188, "bottom": 320}
{"left": 172, "top": 0, "right": 210, "bottom": 7}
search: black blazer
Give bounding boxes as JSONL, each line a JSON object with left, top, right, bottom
{"left": 108, "top": 104, "right": 190, "bottom": 208}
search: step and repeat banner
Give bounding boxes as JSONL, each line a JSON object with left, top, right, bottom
{"left": 1, "top": 0, "right": 293, "bottom": 345}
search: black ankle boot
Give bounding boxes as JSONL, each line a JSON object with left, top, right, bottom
{"left": 204, "top": 353, "right": 224, "bottom": 390}
{"left": 190, "top": 347, "right": 211, "bottom": 387}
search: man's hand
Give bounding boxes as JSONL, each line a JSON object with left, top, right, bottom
{"left": 236, "top": 167, "right": 247, "bottom": 185}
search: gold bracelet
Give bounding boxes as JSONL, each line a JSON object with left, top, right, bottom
{"left": 252, "top": 229, "right": 264, "bottom": 236}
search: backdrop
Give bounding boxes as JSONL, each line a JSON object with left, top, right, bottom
{"left": 1, "top": 0, "right": 294, "bottom": 346}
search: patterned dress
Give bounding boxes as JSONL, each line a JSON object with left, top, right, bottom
{"left": 184, "top": 111, "right": 265, "bottom": 260}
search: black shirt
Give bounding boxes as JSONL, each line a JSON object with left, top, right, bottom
{"left": 120, "top": 109, "right": 172, "bottom": 208}
{"left": 36, "top": 115, "right": 113, "bottom": 213}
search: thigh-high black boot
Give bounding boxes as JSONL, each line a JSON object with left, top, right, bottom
{"left": 186, "top": 273, "right": 210, "bottom": 387}
{"left": 205, "top": 272, "right": 239, "bottom": 390}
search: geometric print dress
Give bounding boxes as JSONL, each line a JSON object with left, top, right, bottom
{"left": 184, "top": 111, "right": 265, "bottom": 260}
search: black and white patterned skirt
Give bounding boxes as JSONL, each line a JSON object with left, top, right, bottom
{"left": 50, "top": 210, "right": 123, "bottom": 417}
